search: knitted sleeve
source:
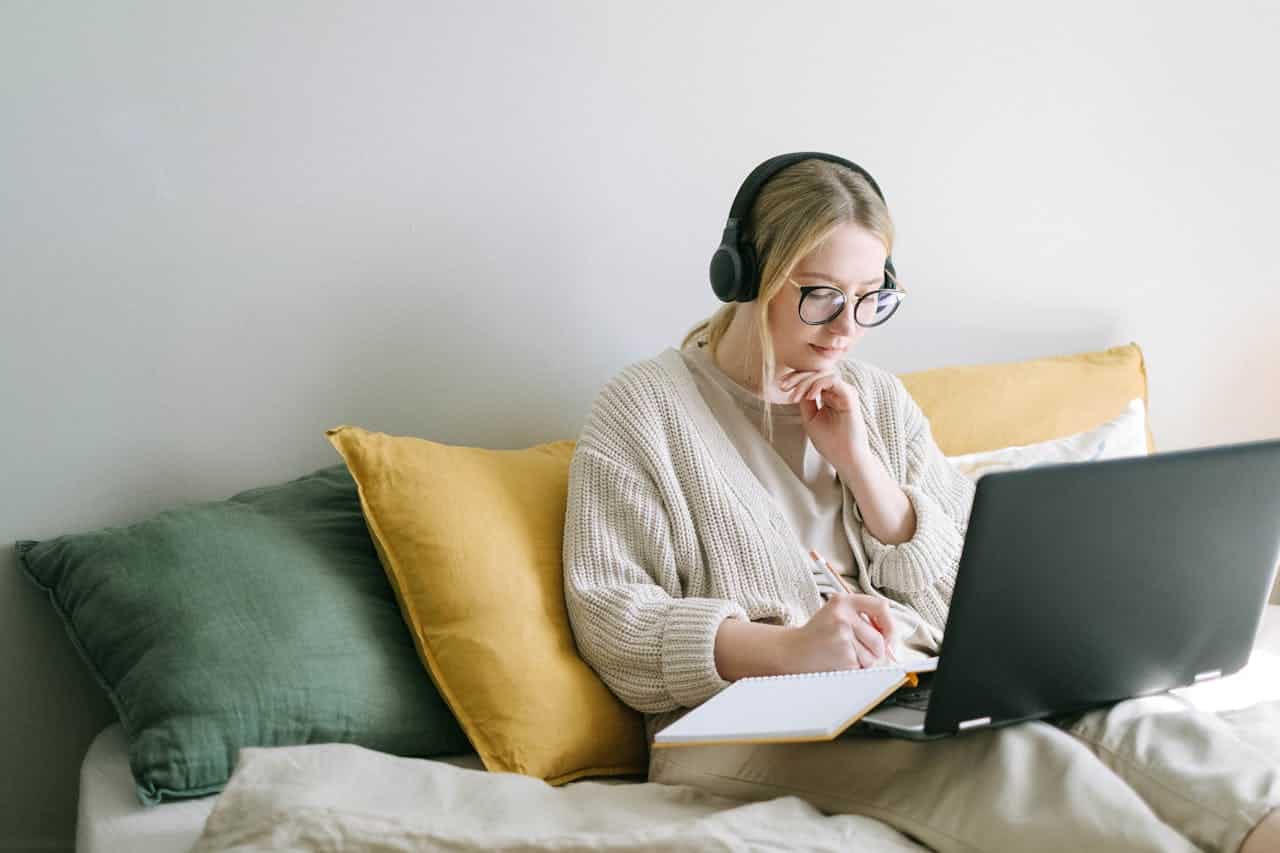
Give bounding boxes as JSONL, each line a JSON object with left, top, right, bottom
{"left": 562, "top": 438, "right": 748, "bottom": 714}
{"left": 858, "top": 375, "right": 976, "bottom": 631}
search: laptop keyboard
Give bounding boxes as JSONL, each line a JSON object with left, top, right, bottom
{"left": 893, "top": 685, "right": 933, "bottom": 712}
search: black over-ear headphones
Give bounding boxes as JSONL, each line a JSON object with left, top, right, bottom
{"left": 709, "top": 151, "right": 897, "bottom": 304}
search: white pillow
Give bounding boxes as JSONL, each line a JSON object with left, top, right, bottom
{"left": 946, "top": 398, "right": 1148, "bottom": 482}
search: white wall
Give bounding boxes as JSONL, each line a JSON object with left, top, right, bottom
{"left": 3, "top": 2, "right": 1277, "bottom": 847}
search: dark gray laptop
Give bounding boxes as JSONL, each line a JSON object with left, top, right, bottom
{"left": 858, "top": 437, "right": 1280, "bottom": 740}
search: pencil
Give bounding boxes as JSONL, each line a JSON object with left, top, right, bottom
{"left": 809, "top": 548, "right": 854, "bottom": 594}
{"left": 809, "top": 548, "right": 897, "bottom": 663}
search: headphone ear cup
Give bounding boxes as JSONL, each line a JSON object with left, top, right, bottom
{"left": 709, "top": 243, "right": 744, "bottom": 302}
{"left": 735, "top": 241, "right": 759, "bottom": 302}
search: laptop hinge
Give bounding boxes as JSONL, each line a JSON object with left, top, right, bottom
{"left": 958, "top": 716, "right": 992, "bottom": 730}
{"left": 1193, "top": 669, "right": 1222, "bottom": 683}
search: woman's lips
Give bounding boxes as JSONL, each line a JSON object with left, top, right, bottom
{"left": 810, "top": 344, "right": 843, "bottom": 356}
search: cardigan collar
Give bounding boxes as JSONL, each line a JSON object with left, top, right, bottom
{"left": 652, "top": 346, "right": 886, "bottom": 576}
{"left": 654, "top": 346, "right": 783, "bottom": 525}
{"left": 652, "top": 345, "right": 883, "bottom": 510}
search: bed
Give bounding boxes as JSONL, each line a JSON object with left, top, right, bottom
{"left": 77, "top": 720, "right": 924, "bottom": 852}
{"left": 39, "top": 343, "right": 1276, "bottom": 851}
{"left": 74, "top": 724, "right": 476, "bottom": 853}
{"left": 77, "top": 604, "right": 1280, "bottom": 853}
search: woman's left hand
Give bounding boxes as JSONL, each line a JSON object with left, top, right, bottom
{"left": 779, "top": 367, "right": 871, "bottom": 472}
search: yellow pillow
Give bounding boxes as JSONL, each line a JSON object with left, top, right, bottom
{"left": 324, "top": 425, "right": 648, "bottom": 784}
{"left": 899, "top": 342, "right": 1156, "bottom": 456}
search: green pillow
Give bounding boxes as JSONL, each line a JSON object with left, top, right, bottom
{"left": 16, "top": 464, "right": 471, "bottom": 806}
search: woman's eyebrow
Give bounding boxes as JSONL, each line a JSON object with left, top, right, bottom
{"left": 794, "top": 271, "right": 884, "bottom": 290}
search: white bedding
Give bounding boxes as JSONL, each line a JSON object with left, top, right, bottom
{"left": 81, "top": 605, "right": 1280, "bottom": 853}
{"left": 78, "top": 724, "right": 216, "bottom": 853}
{"left": 190, "top": 740, "right": 927, "bottom": 853}
{"left": 76, "top": 725, "right": 491, "bottom": 853}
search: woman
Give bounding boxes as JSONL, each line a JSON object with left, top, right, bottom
{"left": 562, "top": 153, "right": 1280, "bottom": 852}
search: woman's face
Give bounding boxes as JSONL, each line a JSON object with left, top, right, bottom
{"left": 767, "top": 221, "right": 889, "bottom": 372}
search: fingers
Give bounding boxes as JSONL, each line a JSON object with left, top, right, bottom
{"left": 782, "top": 371, "right": 837, "bottom": 405}
{"left": 849, "top": 615, "right": 887, "bottom": 662}
{"left": 777, "top": 369, "right": 806, "bottom": 397}
{"left": 848, "top": 639, "right": 875, "bottom": 669}
{"left": 778, "top": 368, "right": 830, "bottom": 391}
{"left": 862, "top": 598, "right": 896, "bottom": 647}
{"left": 838, "top": 595, "right": 894, "bottom": 665}
{"left": 805, "top": 376, "right": 835, "bottom": 406}
{"left": 781, "top": 371, "right": 860, "bottom": 413}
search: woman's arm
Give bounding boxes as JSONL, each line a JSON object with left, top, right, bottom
{"left": 846, "top": 373, "right": 976, "bottom": 630}
{"left": 563, "top": 441, "right": 749, "bottom": 713}
{"left": 713, "top": 618, "right": 792, "bottom": 681}
{"left": 835, "top": 444, "right": 916, "bottom": 545}
{"left": 716, "top": 591, "right": 897, "bottom": 679}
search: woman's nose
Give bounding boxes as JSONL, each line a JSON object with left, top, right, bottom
{"left": 829, "top": 301, "right": 859, "bottom": 335}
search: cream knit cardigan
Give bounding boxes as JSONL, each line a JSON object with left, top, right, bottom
{"left": 562, "top": 346, "right": 975, "bottom": 726}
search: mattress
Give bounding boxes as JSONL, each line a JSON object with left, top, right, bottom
{"left": 79, "top": 605, "right": 1280, "bottom": 853}
{"left": 76, "top": 724, "right": 488, "bottom": 853}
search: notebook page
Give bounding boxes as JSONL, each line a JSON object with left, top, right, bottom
{"left": 653, "top": 666, "right": 908, "bottom": 746}
{"left": 905, "top": 656, "right": 939, "bottom": 674}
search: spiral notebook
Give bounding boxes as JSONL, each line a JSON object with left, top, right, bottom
{"left": 652, "top": 657, "right": 939, "bottom": 748}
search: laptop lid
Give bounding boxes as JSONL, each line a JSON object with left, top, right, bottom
{"left": 923, "top": 437, "right": 1280, "bottom": 735}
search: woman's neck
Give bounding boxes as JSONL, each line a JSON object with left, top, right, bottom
{"left": 710, "top": 316, "right": 791, "bottom": 404}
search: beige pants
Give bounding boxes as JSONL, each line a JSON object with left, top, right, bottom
{"left": 649, "top": 696, "right": 1280, "bottom": 853}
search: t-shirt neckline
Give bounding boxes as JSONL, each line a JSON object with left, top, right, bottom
{"left": 682, "top": 343, "right": 804, "bottom": 420}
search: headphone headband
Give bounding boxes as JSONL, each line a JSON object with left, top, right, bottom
{"left": 726, "top": 152, "right": 888, "bottom": 225}
{"left": 710, "top": 151, "right": 895, "bottom": 304}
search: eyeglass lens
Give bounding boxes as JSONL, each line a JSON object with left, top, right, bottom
{"left": 799, "top": 287, "right": 902, "bottom": 326}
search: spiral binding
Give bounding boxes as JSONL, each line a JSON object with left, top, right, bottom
{"left": 742, "top": 663, "right": 905, "bottom": 682}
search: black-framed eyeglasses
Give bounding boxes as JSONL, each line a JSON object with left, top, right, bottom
{"left": 788, "top": 275, "right": 907, "bottom": 327}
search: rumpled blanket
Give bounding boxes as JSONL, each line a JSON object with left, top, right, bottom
{"left": 192, "top": 609, "right": 1280, "bottom": 852}
{"left": 188, "top": 740, "right": 927, "bottom": 852}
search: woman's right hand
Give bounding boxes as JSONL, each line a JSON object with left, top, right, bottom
{"left": 782, "top": 593, "right": 896, "bottom": 673}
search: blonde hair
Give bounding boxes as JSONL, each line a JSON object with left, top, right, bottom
{"left": 680, "top": 158, "right": 896, "bottom": 441}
